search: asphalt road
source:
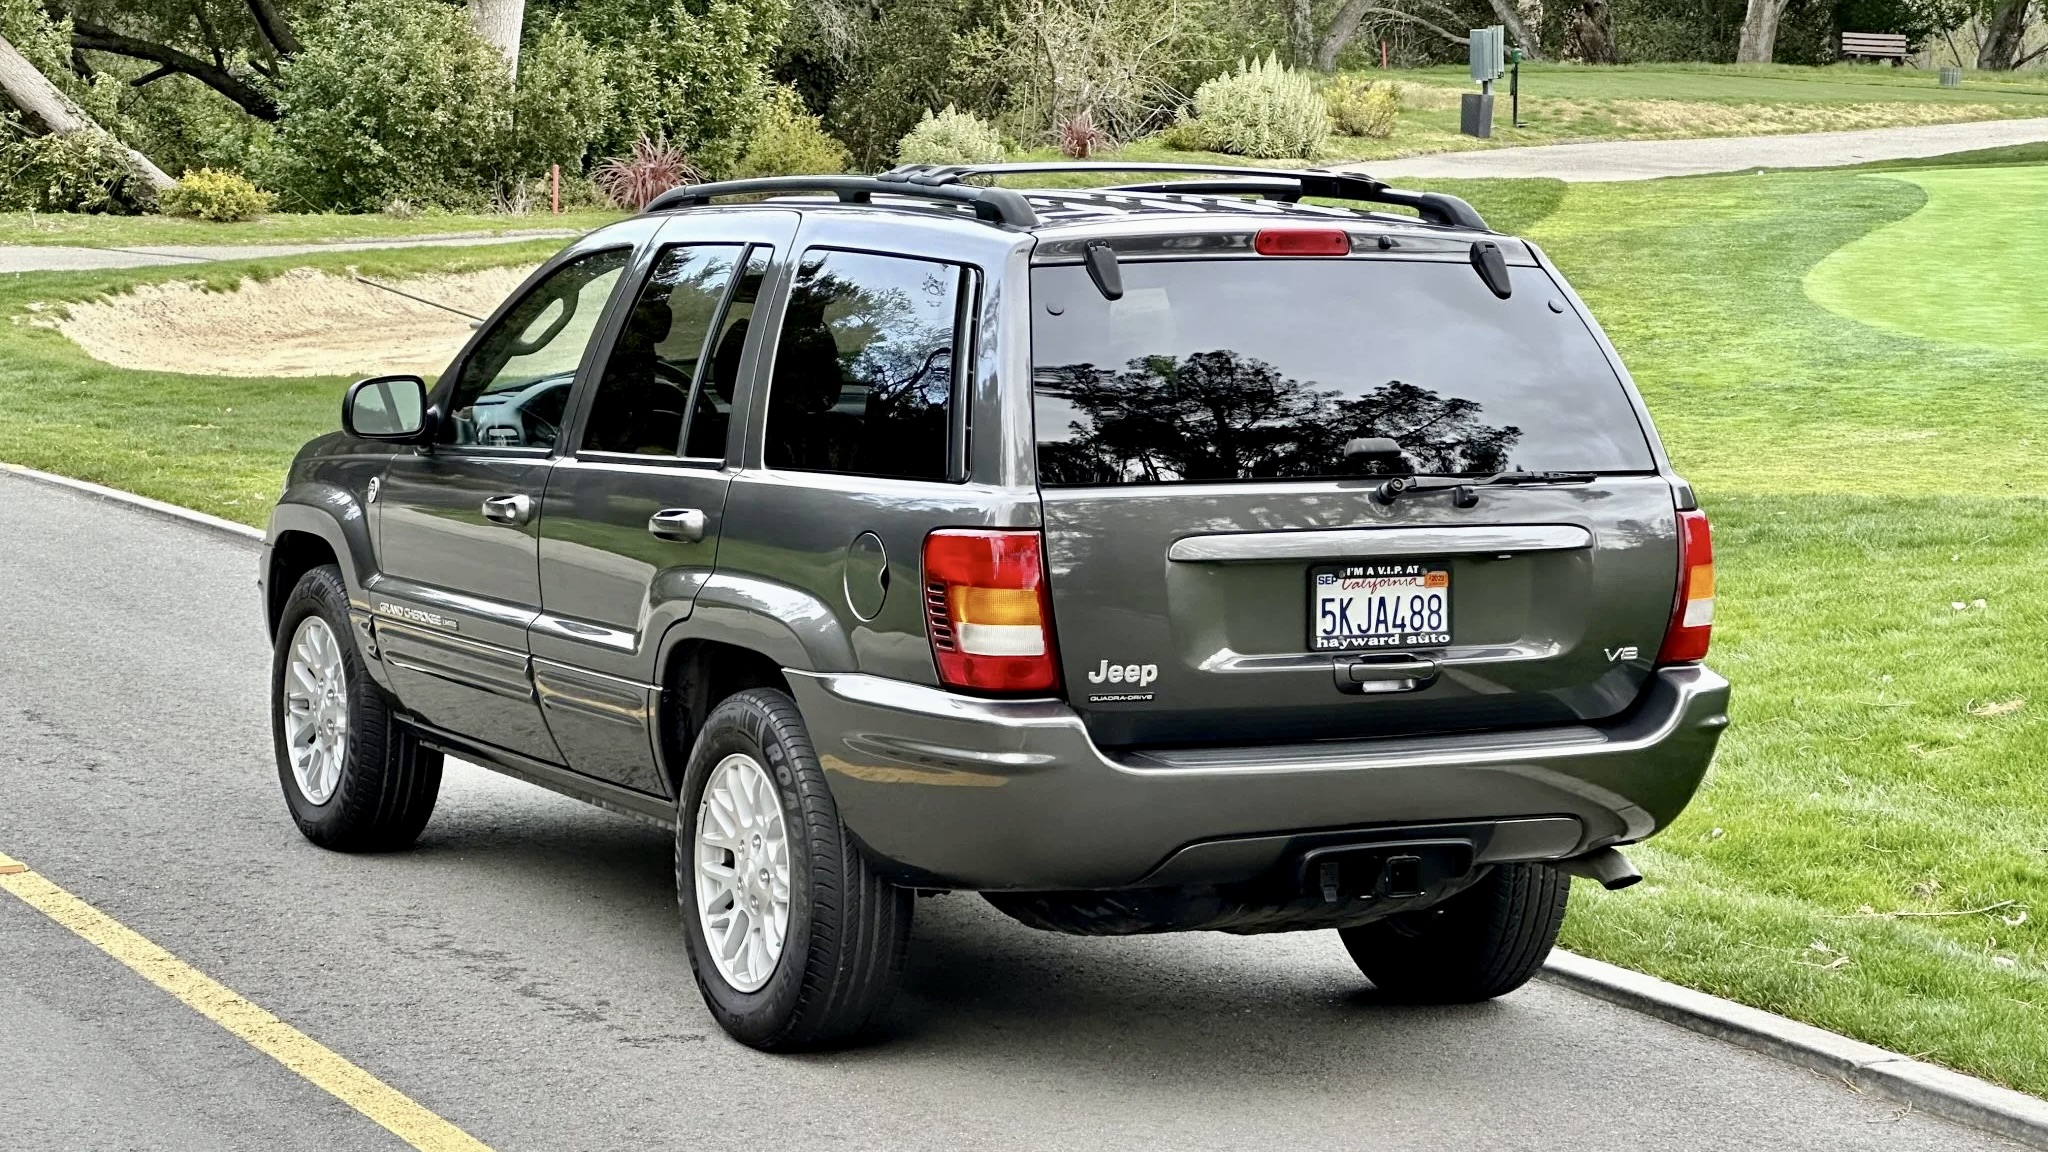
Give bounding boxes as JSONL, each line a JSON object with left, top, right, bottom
{"left": 0, "top": 471, "right": 2016, "bottom": 1152}
{"left": 1354, "top": 116, "right": 2048, "bottom": 181}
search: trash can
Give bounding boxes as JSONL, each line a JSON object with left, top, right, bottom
{"left": 1939, "top": 66, "right": 1962, "bottom": 88}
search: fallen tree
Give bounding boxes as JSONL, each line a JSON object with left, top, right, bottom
{"left": 0, "top": 32, "right": 174, "bottom": 195}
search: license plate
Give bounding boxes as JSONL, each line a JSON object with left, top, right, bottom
{"left": 1309, "top": 563, "right": 1451, "bottom": 652}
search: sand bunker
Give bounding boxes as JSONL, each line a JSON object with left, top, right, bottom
{"left": 57, "top": 265, "right": 537, "bottom": 378}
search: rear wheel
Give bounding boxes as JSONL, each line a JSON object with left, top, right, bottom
{"left": 270, "top": 564, "right": 443, "bottom": 851}
{"left": 1339, "top": 863, "right": 1567, "bottom": 1003}
{"left": 676, "top": 688, "right": 911, "bottom": 1050}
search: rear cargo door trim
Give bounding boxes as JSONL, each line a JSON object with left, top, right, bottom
{"left": 1167, "top": 524, "right": 1593, "bottom": 563}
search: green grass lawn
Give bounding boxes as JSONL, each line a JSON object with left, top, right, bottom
{"left": 1028, "top": 60, "right": 2048, "bottom": 170}
{"left": 1524, "top": 164, "right": 2048, "bottom": 1096}
{"left": 2, "top": 161, "right": 2046, "bottom": 1096}
{"left": 0, "top": 241, "right": 558, "bottom": 520}
{"left": 0, "top": 209, "right": 624, "bottom": 249}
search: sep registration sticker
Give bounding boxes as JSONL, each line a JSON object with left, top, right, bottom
{"left": 1309, "top": 563, "right": 1451, "bottom": 651}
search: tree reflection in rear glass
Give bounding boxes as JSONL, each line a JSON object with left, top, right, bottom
{"left": 1030, "top": 258, "right": 1655, "bottom": 487}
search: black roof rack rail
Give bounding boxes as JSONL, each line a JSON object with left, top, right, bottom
{"left": 643, "top": 175, "right": 1039, "bottom": 228}
{"left": 885, "top": 161, "right": 1489, "bottom": 231}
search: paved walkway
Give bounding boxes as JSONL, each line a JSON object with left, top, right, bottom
{"left": 1351, "top": 116, "right": 2048, "bottom": 182}
{"left": 0, "top": 229, "right": 579, "bottom": 274}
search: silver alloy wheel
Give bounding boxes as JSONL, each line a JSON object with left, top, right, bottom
{"left": 694, "top": 752, "right": 793, "bottom": 993}
{"left": 282, "top": 615, "right": 349, "bottom": 806}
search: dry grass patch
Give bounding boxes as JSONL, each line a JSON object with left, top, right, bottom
{"left": 1604, "top": 99, "right": 2021, "bottom": 135}
{"left": 52, "top": 265, "right": 535, "bottom": 378}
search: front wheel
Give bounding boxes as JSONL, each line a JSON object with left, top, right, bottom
{"left": 1339, "top": 862, "right": 1568, "bottom": 1003}
{"left": 676, "top": 688, "right": 912, "bottom": 1050}
{"left": 270, "top": 564, "right": 442, "bottom": 851}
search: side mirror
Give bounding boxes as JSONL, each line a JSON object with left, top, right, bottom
{"left": 343, "top": 375, "right": 429, "bottom": 441}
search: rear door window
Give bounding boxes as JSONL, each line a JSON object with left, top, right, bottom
{"left": 1030, "top": 258, "right": 1653, "bottom": 486}
{"left": 581, "top": 243, "right": 743, "bottom": 456}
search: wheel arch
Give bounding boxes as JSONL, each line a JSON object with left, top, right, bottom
{"left": 652, "top": 636, "right": 795, "bottom": 795}
{"left": 265, "top": 492, "right": 371, "bottom": 639}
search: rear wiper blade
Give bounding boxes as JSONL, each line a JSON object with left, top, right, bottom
{"left": 1374, "top": 470, "right": 1597, "bottom": 506}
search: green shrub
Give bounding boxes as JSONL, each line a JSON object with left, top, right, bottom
{"left": 896, "top": 105, "right": 1006, "bottom": 167}
{"left": 604, "top": 0, "right": 790, "bottom": 178}
{"left": 1157, "top": 116, "right": 1219, "bottom": 152}
{"left": 159, "top": 168, "right": 276, "bottom": 221}
{"left": 510, "top": 18, "right": 616, "bottom": 176}
{"left": 0, "top": 122, "right": 148, "bottom": 214}
{"left": 260, "top": 0, "right": 515, "bottom": 211}
{"left": 1177, "top": 55, "right": 1328, "bottom": 160}
{"left": 1323, "top": 74, "right": 1400, "bottom": 139}
{"left": 732, "top": 87, "right": 849, "bottom": 178}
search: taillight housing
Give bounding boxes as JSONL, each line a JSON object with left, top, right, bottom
{"left": 1657, "top": 508, "right": 1714, "bottom": 664}
{"left": 923, "top": 530, "right": 1059, "bottom": 694}
{"left": 1253, "top": 228, "right": 1351, "bottom": 256}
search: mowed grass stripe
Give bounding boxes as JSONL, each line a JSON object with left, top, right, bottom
{"left": 1806, "top": 166, "right": 2048, "bottom": 358}
{"left": 0, "top": 849, "right": 494, "bottom": 1152}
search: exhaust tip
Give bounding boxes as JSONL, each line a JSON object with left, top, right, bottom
{"left": 1560, "top": 847, "right": 1643, "bottom": 891}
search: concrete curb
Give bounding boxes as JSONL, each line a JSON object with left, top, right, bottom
{"left": 0, "top": 463, "right": 263, "bottom": 548}
{"left": 1544, "top": 950, "right": 2048, "bottom": 1149}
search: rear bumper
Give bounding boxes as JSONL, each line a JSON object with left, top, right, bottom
{"left": 787, "top": 665, "right": 1730, "bottom": 890}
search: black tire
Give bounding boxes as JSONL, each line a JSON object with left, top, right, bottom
{"left": 675, "top": 688, "right": 912, "bottom": 1051}
{"left": 270, "top": 564, "right": 442, "bottom": 851}
{"left": 1339, "top": 863, "right": 1568, "bottom": 1003}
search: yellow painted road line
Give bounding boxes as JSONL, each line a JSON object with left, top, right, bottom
{"left": 0, "top": 848, "right": 494, "bottom": 1152}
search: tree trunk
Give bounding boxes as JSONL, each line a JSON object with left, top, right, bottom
{"left": 1735, "top": 0, "right": 1791, "bottom": 62}
{"left": 1976, "top": 0, "right": 2031, "bottom": 69}
{"left": 1486, "top": 0, "right": 1543, "bottom": 59}
{"left": 1565, "top": 0, "right": 1614, "bottom": 62}
{"left": 468, "top": 0, "right": 525, "bottom": 81}
{"left": 1315, "top": 0, "right": 1373, "bottom": 70}
{"left": 0, "top": 33, "right": 174, "bottom": 194}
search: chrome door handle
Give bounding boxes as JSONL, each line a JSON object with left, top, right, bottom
{"left": 648, "top": 507, "right": 707, "bottom": 543}
{"left": 480, "top": 494, "right": 533, "bottom": 525}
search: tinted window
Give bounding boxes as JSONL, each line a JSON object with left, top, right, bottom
{"left": 448, "top": 248, "right": 627, "bottom": 449}
{"left": 1030, "top": 258, "right": 1653, "bottom": 486}
{"left": 766, "top": 249, "right": 964, "bottom": 482}
{"left": 688, "top": 247, "right": 772, "bottom": 460}
{"left": 582, "top": 244, "right": 741, "bottom": 456}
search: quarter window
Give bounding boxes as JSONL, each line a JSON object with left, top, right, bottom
{"left": 582, "top": 244, "right": 743, "bottom": 456}
{"left": 447, "top": 248, "right": 628, "bottom": 449}
{"left": 765, "top": 249, "right": 967, "bottom": 482}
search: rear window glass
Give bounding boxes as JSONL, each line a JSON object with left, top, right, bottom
{"left": 1030, "top": 258, "right": 1654, "bottom": 487}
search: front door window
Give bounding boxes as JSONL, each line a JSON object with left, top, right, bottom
{"left": 446, "top": 248, "right": 630, "bottom": 450}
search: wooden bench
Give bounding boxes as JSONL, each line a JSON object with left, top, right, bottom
{"left": 1841, "top": 31, "right": 1911, "bottom": 64}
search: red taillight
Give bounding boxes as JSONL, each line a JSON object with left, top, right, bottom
{"left": 923, "top": 530, "right": 1059, "bottom": 694}
{"left": 1254, "top": 228, "right": 1351, "bottom": 256}
{"left": 1657, "top": 508, "right": 1714, "bottom": 664}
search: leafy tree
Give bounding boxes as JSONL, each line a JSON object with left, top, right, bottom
{"left": 511, "top": 17, "right": 615, "bottom": 174}
{"left": 259, "top": 0, "right": 516, "bottom": 209}
{"left": 571, "top": 0, "right": 788, "bottom": 175}
{"left": 1036, "top": 350, "right": 1519, "bottom": 485}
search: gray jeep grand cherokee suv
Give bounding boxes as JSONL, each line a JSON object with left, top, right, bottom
{"left": 260, "top": 163, "right": 1729, "bottom": 1050}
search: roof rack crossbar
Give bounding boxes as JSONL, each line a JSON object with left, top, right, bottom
{"left": 643, "top": 175, "right": 1040, "bottom": 227}
{"left": 885, "top": 162, "right": 1488, "bottom": 231}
